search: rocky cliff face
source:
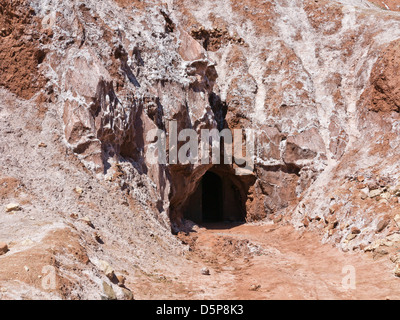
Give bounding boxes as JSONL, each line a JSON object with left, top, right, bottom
{"left": 2, "top": 0, "right": 400, "bottom": 299}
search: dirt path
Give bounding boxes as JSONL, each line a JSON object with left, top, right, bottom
{"left": 141, "top": 222, "right": 400, "bottom": 300}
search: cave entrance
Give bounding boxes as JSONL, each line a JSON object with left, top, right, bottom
{"left": 202, "top": 171, "right": 223, "bottom": 222}
{"left": 183, "top": 167, "right": 248, "bottom": 224}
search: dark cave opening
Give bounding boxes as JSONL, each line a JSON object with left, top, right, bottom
{"left": 202, "top": 171, "right": 223, "bottom": 222}
{"left": 183, "top": 166, "right": 249, "bottom": 224}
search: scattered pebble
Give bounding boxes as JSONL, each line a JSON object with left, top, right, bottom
{"left": 80, "top": 216, "right": 94, "bottom": 228}
{"left": 201, "top": 267, "right": 210, "bottom": 275}
{"left": 70, "top": 213, "right": 78, "bottom": 219}
{"left": 5, "top": 203, "right": 21, "bottom": 213}
{"left": 346, "top": 233, "right": 358, "bottom": 241}
{"left": 74, "top": 187, "right": 83, "bottom": 195}
{"left": 98, "top": 260, "right": 116, "bottom": 280}
{"left": 117, "top": 275, "right": 126, "bottom": 287}
{"left": 249, "top": 284, "right": 261, "bottom": 291}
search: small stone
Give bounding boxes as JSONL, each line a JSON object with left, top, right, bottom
{"left": 381, "top": 192, "right": 391, "bottom": 200}
{"left": 387, "top": 233, "right": 400, "bottom": 242}
{"left": 360, "top": 193, "right": 368, "bottom": 200}
{"left": 0, "top": 242, "right": 9, "bottom": 255}
{"left": 376, "top": 219, "right": 390, "bottom": 233}
{"left": 98, "top": 260, "right": 115, "bottom": 280}
{"left": 394, "top": 264, "right": 400, "bottom": 278}
{"left": 273, "top": 215, "right": 283, "bottom": 224}
{"left": 390, "top": 253, "right": 400, "bottom": 264}
{"left": 329, "top": 204, "right": 340, "bottom": 214}
{"left": 94, "top": 232, "right": 103, "bottom": 243}
{"left": 346, "top": 233, "right": 358, "bottom": 241}
{"left": 326, "top": 215, "right": 338, "bottom": 230}
{"left": 80, "top": 216, "right": 94, "bottom": 228}
{"left": 102, "top": 281, "right": 117, "bottom": 300}
{"left": 116, "top": 275, "right": 126, "bottom": 287}
{"left": 5, "top": 203, "right": 21, "bottom": 213}
{"left": 373, "top": 249, "right": 388, "bottom": 260}
{"left": 122, "top": 287, "right": 134, "bottom": 300}
{"left": 341, "top": 223, "right": 350, "bottom": 231}
{"left": 391, "top": 186, "right": 400, "bottom": 196}
{"left": 74, "top": 187, "right": 83, "bottom": 195}
{"left": 327, "top": 222, "right": 338, "bottom": 230}
{"left": 38, "top": 142, "right": 47, "bottom": 148}
{"left": 357, "top": 175, "right": 365, "bottom": 182}
{"left": 369, "top": 189, "right": 382, "bottom": 198}
{"left": 249, "top": 284, "right": 261, "bottom": 291}
{"left": 351, "top": 227, "right": 361, "bottom": 234}
{"left": 394, "top": 214, "right": 400, "bottom": 228}
{"left": 24, "top": 266, "right": 29, "bottom": 272}
{"left": 201, "top": 267, "right": 210, "bottom": 275}
{"left": 359, "top": 243, "right": 368, "bottom": 251}
{"left": 368, "top": 181, "right": 380, "bottom": 190}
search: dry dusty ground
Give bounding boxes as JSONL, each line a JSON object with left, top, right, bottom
{"left": 133, "top": 222, "right": 400, "bottom": 300}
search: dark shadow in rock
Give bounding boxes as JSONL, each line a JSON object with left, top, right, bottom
{"left": 183, "top": 165, "right": 256, "bottom": 225}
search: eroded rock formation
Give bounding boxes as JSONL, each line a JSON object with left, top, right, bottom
{"left": 2, "top": 0, "right": 400, "bottom": 299}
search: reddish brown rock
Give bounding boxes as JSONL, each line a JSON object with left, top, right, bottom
{"left": 376, "top": 219, "right": 390, "bottom": 233}
{"left": 0, "top": 0, "right": 50, "bottom": 100}
{"left": 362, "top": 40, "right": 400, "bottom": 113}
{"left": 0, "top": 242, "right": 8, "bottom": 255}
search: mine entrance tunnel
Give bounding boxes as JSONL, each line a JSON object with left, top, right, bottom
{"left": 202, "top": 171, "right": 223, "bottom": 222}
{"left": 184, "top": 167, "right": 248, "bottom": 223}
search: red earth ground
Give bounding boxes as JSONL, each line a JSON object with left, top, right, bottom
{"left": 133, "top": 222, "right": 400, "bottom": 300}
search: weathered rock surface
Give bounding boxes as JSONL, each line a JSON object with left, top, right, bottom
{"left": 2, "top": 0, "right": 400, "bottom": 299}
